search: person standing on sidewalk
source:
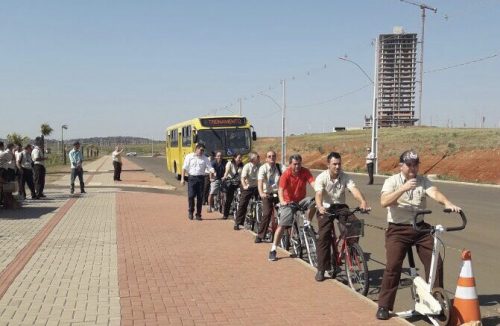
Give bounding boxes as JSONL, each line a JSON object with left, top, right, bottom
{"left": 32, "top": 137, "right": 47, "bottom": 198}
{"left": 314, "top": 151, "right": 370, "bottom": 282}
{"left": 69, "top": 141, "right": 85, "bottom": 194}
{"left": 255, "top": 150, "right": 281, "bottom": 243}
{"left": 234, "top": 152, "right": 260, "bottom": 230}
{"left": 268, "top": 154, "right": 315, "bottom": 261}
{"left": 180, "top": 143, "right": 213, "bottom": 221}
{"left": 112, "top": 145, "right": 124, "bottom": 181}
{"left": 366, "top": 147, "right": 375, "bottom": 185}
{"left": 16, "top": 144, "right": 37, "bottom": 200}
{"left": 375, "top": 150, "right": 461, "bottom": 320}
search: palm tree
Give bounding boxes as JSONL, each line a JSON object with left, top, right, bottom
{"left": 6, "top": 133, "right": 29, "bottom": 146}
{"left": 40, "top": 123, "right": 53, "bottom": 153}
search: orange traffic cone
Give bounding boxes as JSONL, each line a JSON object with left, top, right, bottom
{"left": 451, "top": 250, "right": 481, "bottom": 325}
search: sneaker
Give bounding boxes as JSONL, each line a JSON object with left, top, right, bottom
{"left": 376, "top": 307, "right": 389, "bottom": 320}
{"left": 233, "top": 224, "right": 239, "bottom": 231}
{"left": 268, "top": 250, "right": 277, "bottom": 261}
{"left": 254, "top": 237, "right": 262, "bottom": 244}
{"left": 315, "top": 270, "right": 325, "bottom": 282}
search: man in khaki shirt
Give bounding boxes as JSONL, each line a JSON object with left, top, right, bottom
{"left": 314, "top": 151, "right": 369, "bottom": 282}
{"left": 376, "top": 150, "right": 461, "bottom": 321}
{"left": 234, "top": 152, "right": 260, "bottom": 230}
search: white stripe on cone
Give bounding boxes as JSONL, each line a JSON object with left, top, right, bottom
{"left": 455, "top": 285, "right": 478, "bottom": 300}
{"left": 459, "top": 261, "right": 473, "bottom": 278}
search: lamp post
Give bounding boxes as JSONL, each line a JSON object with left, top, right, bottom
{"left": 339, "top": 48, "right": 379, "bottom": 174}
{"left": 61, "top": 124, "right": 68, "bottom": 164}
{"left": 259, "top": 79, "right": 287, "bottom": 167}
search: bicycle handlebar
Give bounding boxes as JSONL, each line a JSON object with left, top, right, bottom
{"left": 323, "top": 206, "right": 370, "bottom": 219}
{"left": 411, "top": 209, "right": 467, "bottom": 232}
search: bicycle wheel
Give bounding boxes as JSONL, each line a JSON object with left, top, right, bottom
{"left": 244, "top": 201, "right": 255, "bottom": 230}
{"left": 289, "top": 222, "right": 302, "bottom": 258}
{"left": 280, "top": 230, "right": 290, "bottom": 251}
{"left": 304, "top": 226, "right": 318, "bottom": 268}
{"left": 431, "top": 287, "right": 451, "bottom": 326}
{"left": 344, "top": 242, "right": 369, "bottom": 296}
{"left": 253, "top": 202, "right": 262, "bottom": 233}
{"left": 218, "top": 192, "right": 225, "bottom": 213}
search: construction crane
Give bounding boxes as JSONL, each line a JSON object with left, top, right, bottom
{"left": 400, "top": 0, "right": 437, "bottom": 126}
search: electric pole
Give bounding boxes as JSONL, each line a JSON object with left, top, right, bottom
{"left": 400, "top": 0, "right": 437, "bottom": 126}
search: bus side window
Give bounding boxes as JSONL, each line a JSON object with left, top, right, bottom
{"left": 182, "top": 126, "right": 192, "bottom": 146}
{"left": 171, "top": 130, "right": 178, "bottom": 147}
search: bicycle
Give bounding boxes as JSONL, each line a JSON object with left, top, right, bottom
{"left": 324, "top": 205, "right": 370, "bottom": 296}
{"left": 280, "top": 199, "right": 318, "bottom": 267}
{"left": 395, "top": 209, "right": 467, "bottom": 326}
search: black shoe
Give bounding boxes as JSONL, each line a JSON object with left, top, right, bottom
{"left": 31, "top": 196, "right": 39, "bottom": 200}
{"left": 376, "top": 307, "right": 389, "bottom": 320}
{"left": 70, "top": 188, "right": 74, "bottom": 194}
{"left": 195, "top": 215, "right": 202, "bottom": 221}
{"left": 222, "top": 216, "right": 228, "bottom": 220}
{"left": 315, "top": 270, "right": 325, "bottom": 282}
{"left": 268, "top": 250, "right": 277, "bottom": 261}
{"left": 38, "top": 194, "right": 46, "bottom": 198}
{"left": 233, "top": 224, "right": 239, "bottom": 230}
{"left": 80, "top": 190, "right": 86, "bottom": 194}
{"left": 188, "top": 213, "right": 194, "bottom": 220}
{"left": 254, "top": 237, "right": 262, "bottom": 243}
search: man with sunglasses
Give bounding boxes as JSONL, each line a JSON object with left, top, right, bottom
{"left": 314, "top": 151, "right": 370, "bottom": 282}
{"left": 181, "top": 143, "right": 214, "bottom": 221}
{"left": 255, "top": 150, "right": 282, "bottom": 243}
{"left": 376, "top": 150, "right": 461, "bottom": 320}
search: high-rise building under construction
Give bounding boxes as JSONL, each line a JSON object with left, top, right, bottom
{"left": 377, "top": 27, "right": 418, "bottom": 127}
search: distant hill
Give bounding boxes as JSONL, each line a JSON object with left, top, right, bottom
{"left": 253, "top": 127, "right": 500, "bottom": 185}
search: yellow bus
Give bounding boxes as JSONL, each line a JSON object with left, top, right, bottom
{"left": 166, "top": 116, "right": 257, "bottom": 179}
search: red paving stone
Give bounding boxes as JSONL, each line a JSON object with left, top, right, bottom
{"left": 116, "top": 191, "right": 407, "bottom": 325}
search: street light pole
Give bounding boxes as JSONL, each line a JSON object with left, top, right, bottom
{"left": 258, "top": 84, "right": 287, "bottom": 167}
{"left": 339, "top": 51, "right": 379, "bottom": 174}
{"left": 281, "top": 79, "right": 287, "bottom": 167}
{"left": 61, "top": 124, "right": 68, "bottom": 165}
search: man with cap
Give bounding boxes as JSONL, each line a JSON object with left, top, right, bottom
{"left": 375, "top": 150, "right": 461, "bottom": 320}
{"left": 366, "top": 147, "right": 375, "bottom": 185}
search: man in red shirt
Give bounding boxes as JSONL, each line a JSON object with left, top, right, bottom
{"left": 269, "top": 154, "right": 315, "bottom": 261}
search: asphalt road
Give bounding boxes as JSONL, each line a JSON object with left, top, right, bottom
{"left": 128, "top": 155, "right": 500, "bottom": 325}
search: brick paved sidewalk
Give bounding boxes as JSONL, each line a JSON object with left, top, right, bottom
{"left": 0, "top": 156, "right": 409, "bottom": 325}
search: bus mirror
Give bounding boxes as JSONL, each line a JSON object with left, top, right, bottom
{"left": 252, "top": 131, "right": 257, "bottom": 141}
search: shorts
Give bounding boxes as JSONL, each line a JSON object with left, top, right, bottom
{"left": 278, "top": 197, "right": 315, "bottom": 227}
{"left": 209, "top": 179, "right": 222, "bottom": 195}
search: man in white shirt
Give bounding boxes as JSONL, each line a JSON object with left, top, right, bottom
{"left": 181, "top": 143, "right": 214, "bottom": 220}
{"left": 314, "top": 151, "right": 369, "bottom": 282}
{"left": 112, "top": 145, "right": 124, "bottom": 181}
{"left": 234, "top": 152, "right": 260, "bottom": 230}
{"left": 376, "top": 150, "right": 461, "bottom": 320}
{"left": 366, "top": 147, "right": 375, "bottom": 185}
{"left": 32, "top": 137, "right": 47, "bottom": 198}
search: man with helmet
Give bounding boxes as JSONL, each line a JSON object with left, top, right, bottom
{"left": 375, "top": 150, "right": 461, "bottom": 320}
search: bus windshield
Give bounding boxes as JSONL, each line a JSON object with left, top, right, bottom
{"left": 197, "top": 128, "right": 251, "bottom": 156}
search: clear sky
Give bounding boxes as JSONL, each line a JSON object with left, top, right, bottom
{"left": 1, "top": 0, "right": 499, "bottom": 140}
